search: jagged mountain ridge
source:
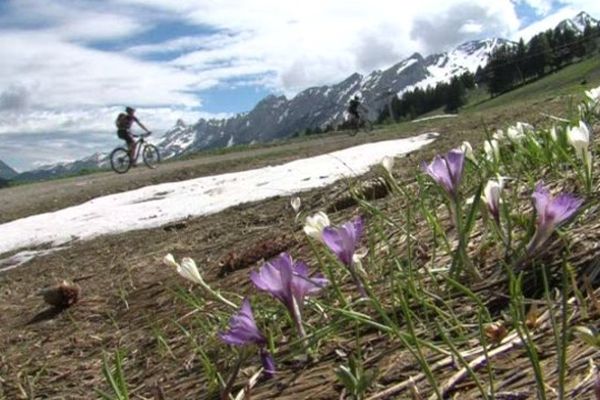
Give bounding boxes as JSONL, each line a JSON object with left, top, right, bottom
{"left": 556, "top": 11, "right": 598, "bottom": 33}
{"left": 156, "top": 38, "right": 509, "bottom": 158}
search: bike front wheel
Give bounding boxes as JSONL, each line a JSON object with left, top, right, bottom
{"left": 347, "top": 117, "right": 359, "bottom": 136}
{"left": 142, "top": 144, "right": 160, "bottom": 169}
{"left": 110, "top": 147, "right": 131, "bottom": 174}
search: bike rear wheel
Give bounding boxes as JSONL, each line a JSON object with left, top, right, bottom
{"left": 362, "top": 119, "right": 373, "bottom": 133}
{"left": 142, "top": 144, "right": 160, "bottom": 169}
{"left": 110, "top": 147, "right": 131, "bottom": 174}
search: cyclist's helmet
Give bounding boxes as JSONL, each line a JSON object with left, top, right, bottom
{"left": 125, "top": 106, "right": 135, "bottom": 114}
{"left": 353, "top": 95, "right": 360, "bottom": 101}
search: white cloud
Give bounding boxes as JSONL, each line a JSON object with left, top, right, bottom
{"left": 0, "top": 31, "right": 205, "bottom": 109}
{"left": 0, "top": 106, "right": 227, "bottom": 136}
{"left": 0, "top": 0, "right": 147, "bottom": 41}
{"left": 117, "top": 0, "right": 522, "bottom": 92}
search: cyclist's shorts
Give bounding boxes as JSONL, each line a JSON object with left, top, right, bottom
{"left": 117, "top": 129, "right": 134, "bottom": 145}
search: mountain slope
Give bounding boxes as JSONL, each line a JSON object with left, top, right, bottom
{"left": 0, "top": 159, "right": 18, "bottom": 179}
{"left": 15, "top": 152, "right": 109, "bottom": 181}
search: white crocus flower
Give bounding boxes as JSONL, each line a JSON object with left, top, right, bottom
{"left": 492, "top": 129, "right": 504, "bottom": 141}
{"left": 550, "top": 125, "right": 558, "bottom": 142}
{"left": 164, "top": 254, "right": 205, "bottom": 285}
{"left": 484, "top": 139, "right": 500, "bottom": 162}
{"left": 163, "top": 253, "right": 179, "bottom": 269}
{"left": 290, "top": 196, "right": 302, "bottom": 213}
{"left": 567, "top": 121, "right": 590, "bottom": 158}
{"left": 567, "top": 121, "right": 592, "bottom": 174}
{"left": 381, "top": 156, "right": 394, "bottom": 174}
{"left": 303, "top": 212, "right": 330, "bottom": 241}
{"left": 585, "top": 86, "right": 600, "bottom": 104}
{"left": 482, "top": 178, "right": 505, "bottom": 223}
{"left": 460, "top": 141, "right": 475, "bottom": 162}
{"left": 163, "top": 254, "right": 237, "bottom": 308}
{"left": 179, "top": 257, "right": 206, "bottom": 285}
{"left": 505, "top": 122, "right": 533, "bottom": 141}
{"left": 585, "top": 86, "right": 600, "bottom": 115}
{"left": 506, "top": 126, "right": 524, "bottom": 141}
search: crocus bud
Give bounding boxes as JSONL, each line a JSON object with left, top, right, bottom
{"left": 303, "top": 212, "right": 330, "bottom": 241}
{"left": 484, "top": 140, "right": 500, "bottom": 162}
{"left": 460, "top": 141, "right": 475, "bottom": 162}
{"left": 290, "top": 196, "right": 301, "bottom": 213}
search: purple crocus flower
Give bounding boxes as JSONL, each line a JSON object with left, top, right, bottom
{"left": 421, "top": 149, "right": 465, "bottom": 198}
{"left": 322, "top": 216, "right": 364, "bottom": 266}
{"left": 251, "top": 252, "right": 328, "bottom": 338}
{"left": 322, "top": 216, "right": 367, "bottom": 296}
{"left": 526, "top": 183, "right": 583, "bottom": 254}
{"left": 219, "top": 298, "right": 266, "bottom": 346}
{"left": 219, "top": 298, "right": 275, "bottom": 377}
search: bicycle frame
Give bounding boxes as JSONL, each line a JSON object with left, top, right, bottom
{"left": 131, "top": 135, "right": 148, "bottom": 162}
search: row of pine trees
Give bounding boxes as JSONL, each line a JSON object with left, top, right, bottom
{"left": 480, "top": 21, "right": 600, "bottom": 96}
{"left": 378, "top": 21, "right": 600, "bottom": 122}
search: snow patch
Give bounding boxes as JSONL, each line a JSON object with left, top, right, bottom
{"left": 0, "top": 133, "right": 438, "bottom": 269}
{"left": 412, "top": 114, "right": 457, "bottom": 123}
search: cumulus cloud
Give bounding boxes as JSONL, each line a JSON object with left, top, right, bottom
{"left": 0, "top": 31, "right": 206, "bottom": 109}
{"left": 410, "top": 2, "right": 519, "bottom": 54}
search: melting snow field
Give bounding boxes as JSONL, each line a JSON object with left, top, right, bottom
{"left": 412, "top": 114, "right": 457, "bottom": 123}
{"left": 0, "top": 133, "right": 437, "bottom": 271}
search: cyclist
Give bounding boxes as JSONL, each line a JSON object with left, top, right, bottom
{"left": 348, "top": 95, "right": 361, "bottom": 123}
{"left": 116, "top": 106, "right": 151, "bottom": 163}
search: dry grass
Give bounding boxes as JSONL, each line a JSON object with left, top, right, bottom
{"left": 1, "top": 92, "right": 600, "bottom": 399}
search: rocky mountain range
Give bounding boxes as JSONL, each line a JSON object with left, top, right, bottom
{"left": 14, "top": 11, "right": 598, "bottom": 182}
{"left": 156, "top": 38, "right": 509, "bottom": 159}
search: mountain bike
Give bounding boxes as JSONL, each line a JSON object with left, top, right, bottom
{"left": 110, "top": 133, "right": 160, "bottom": 174}
{"left": 347, "top": 108, "right": 373, "bottom": 136}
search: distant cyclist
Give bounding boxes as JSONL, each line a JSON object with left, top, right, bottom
{"left": 348, "top": 95, "right": 361, "bottom": 122}
{"left": 115, "top": 106, "right": 151, "bottom": 163}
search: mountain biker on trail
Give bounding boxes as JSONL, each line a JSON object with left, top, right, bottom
{"left": 116, "top": 107, "right": 151, "bottom": 164}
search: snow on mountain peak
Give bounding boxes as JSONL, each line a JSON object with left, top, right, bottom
{"left": 557, "top": 11, "right": 598, "bottom": 33}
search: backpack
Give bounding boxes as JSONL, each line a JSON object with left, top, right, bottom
{"left": 115, "top": 113, "right": 129, "bottom": 129}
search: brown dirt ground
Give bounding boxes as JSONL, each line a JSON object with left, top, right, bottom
{"left": 1, "top": 96, "right": 596, "bottom": 399}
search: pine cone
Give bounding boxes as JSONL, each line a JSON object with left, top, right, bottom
{"left": 39, "top": 280, "right": 81, "bottom": 308}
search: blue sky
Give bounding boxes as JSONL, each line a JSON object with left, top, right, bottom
{"left": 0, "top": 0, "right": 598, "bottom": 171}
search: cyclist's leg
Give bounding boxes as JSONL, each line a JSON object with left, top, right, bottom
{"left": 117, "top": 129, "right": 133, "bottom": 157}
{"left": 349, "top": 111, "right": 360, "bottom": 128}
{"left": 124, "top": 131, "right": 136, "bottom": 161}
